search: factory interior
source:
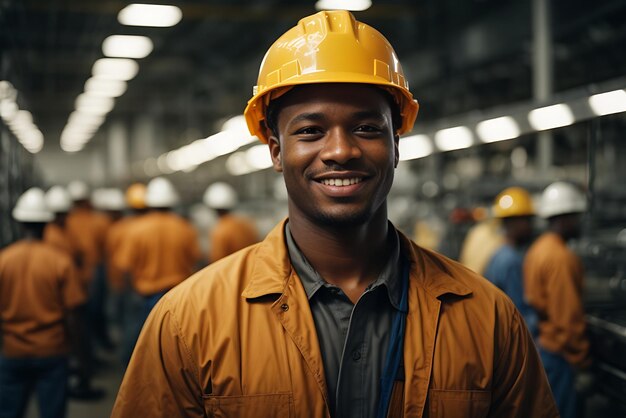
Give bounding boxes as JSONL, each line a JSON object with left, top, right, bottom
{"left": 1, "top": 0, "right": 626, "bottom": 417}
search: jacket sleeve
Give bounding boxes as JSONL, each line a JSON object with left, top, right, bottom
{"left": 488, "top": 308, "right": 559, "bottom": 418}
{"left": 112, "top": 298, "right": 205, "bottom": 417}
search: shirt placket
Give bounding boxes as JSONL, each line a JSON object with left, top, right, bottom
{"left": 335, "top": 290, "right": 373, "bottom": 418}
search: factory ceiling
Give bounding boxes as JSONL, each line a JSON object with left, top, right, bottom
{"left": 1, "top": 0, "right": 625, "bottom": 155}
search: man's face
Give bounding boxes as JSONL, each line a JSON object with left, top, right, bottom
{"left": 268, "top": 84, "right": 399, "bottom": 227}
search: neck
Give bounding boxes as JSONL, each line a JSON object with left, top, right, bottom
{"left": 287, "top": 206, "right": 392, "bottom": 292}
{"left": 22, "top": 223, "right": 46, "bottom": 240}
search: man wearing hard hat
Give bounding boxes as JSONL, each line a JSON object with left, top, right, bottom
{"left": 484, "top": 187, "right": 538, "bottom": 336}
{"left": 203, "top": 182, "right": 259, "bottom": 263}
{"left": 44, "top": 185, "right": 82, "bottom": 266}
{"left": 113, "top": 177, "right": 201, "bottom": 364}
{"left": 524, "top": 181, "right": 591, "bottom": 418}
{"left": 0, "top": 188, "right": 89, "bottom": 417}
{"left": 114, "top": 11, "right": 557, "bottom": 417}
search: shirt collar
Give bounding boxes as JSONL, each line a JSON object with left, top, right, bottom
{"left": 284, "top": 222, "right": 403, "bottom": 309}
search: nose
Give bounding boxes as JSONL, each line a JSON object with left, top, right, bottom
{"left": 319, "top": 128, "right": 362, "bottom": 165}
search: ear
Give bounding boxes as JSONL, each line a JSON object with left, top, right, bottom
{"left": 268, "top": 134, "right": 283, "bottom": 173}
{"left": 393, "top": 134, "right": 400, "bottom": 168}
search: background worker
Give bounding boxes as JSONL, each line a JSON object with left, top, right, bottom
{"left": 65, "top": 181, "right": 112, "bottom": 353}
{"left": 114, "top": 177, "right": 201, "bottom": 364}
{"left": 203, "top": 182, "right": 259, "bottom": 263}
{"left": 458, "top": 216, "right": 505, "bottom": 275}
{"left": 44, "top": 185, "right": 82, "bottom": 268}
{"left": 524, "top": 181, "right": 591, "bottom": 418}
{"left": 0, "top": 188, "right": 89, "bottom": 418}
{"left": 484, "top": 187, "right": 538, "bottom": 336}
{"left": 105, "top": 183, "right": 148, "bottom": 364}
{"left": 113, "top": 11, "right": 557, "bottom": 417}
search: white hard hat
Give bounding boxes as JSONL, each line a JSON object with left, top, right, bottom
{"left": 67, "top": 180, "right": 90, "bottom": 201}
{"left": 12, "top": 187, "right": 54, "bottom": 222}
{"left": 146, "top": 177, "right": 179, "bottom": 208}
{"left": 203, "top": 182, "right": 238, "bottom": 210}
{"left": 45, "top": 185, "right": 72, "bottom": 213}
{"left": 92, "top": 188, "right": 127, "bottom": 211}
{"left": 539, "top": 181, "right": 587, "bottom": 219}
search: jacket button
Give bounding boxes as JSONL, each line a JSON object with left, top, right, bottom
{"left": 281, "top": 303, "right": 289, "bottom": 312}
{"left": 351, "top": 349, "right": 361, "bottom": 361}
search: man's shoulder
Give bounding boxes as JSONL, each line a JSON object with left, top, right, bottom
{"left": 161, "top": 241, "right": 268, "bottom": 312}
{"left": 412, "top": 243, "right": 517, "bottom": 312}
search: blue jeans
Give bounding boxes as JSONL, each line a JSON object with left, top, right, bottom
{"left": 121, "top": 290, "right": 167, "bottom": 366}
{"left": 540, "top": 348, "right": 576, "bottom": 418}
{"left": 0, "top": 355, "right": 68, "bottom": 418}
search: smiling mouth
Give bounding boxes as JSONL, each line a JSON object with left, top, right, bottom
{"left": 318, "top": 178, "right": 363, "bottom": 187}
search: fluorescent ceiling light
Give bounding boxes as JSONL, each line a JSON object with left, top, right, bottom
{"left": 528, "top": 104, "right": 574, "bottom": 131}
{"left": 588, "top": 89, "right": 626, "bottom": 116}
{"left": 84, "top": 77, "right": 128, "bottom": 98}
{"left": 102, "top": 35, "right": 154, "bottom": 59}
{"left": 68, "top": 111, "right": 105, "bottom": 127}
{"left": 118, "top": 4, "right": 182, "bottom": 27}
{"left": 0, "top": 80, "right": 17, "bottom": 101}
{"left": 434, "top": 126, "right": 473, "bottom": 151}
{"left": 315, "top": 0, "right": 372, "bottom": 11}
{"left": 8, "top": 110, "right": 33, "bottom": 128}
{"left": 92, "top": 58, "right": 139, "bottom": 81}
{"left": 226, "top": 152, "right": 253, "bottom": 176}
{"left": 61, "top": 142, "right": 84, "bottom": 153}
{"left": 0, "top": 100, "right": 18, "bottom": 120}
{"left": 399, "top": 134, "right": 433, "bottom": 161}
{"left": 75, "top": 93, "right": 114, "bottom": 114}
{"left": 476, "top": 116, "right": 521, "bottom": 143}
{"left": 246, "top": 145, "right": 273, "bottom": 170}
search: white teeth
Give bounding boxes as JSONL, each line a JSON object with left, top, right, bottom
{"left": 320, "top": 178, "right": 362, "bottom": 187}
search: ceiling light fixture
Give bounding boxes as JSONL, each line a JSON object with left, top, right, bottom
{"left": 476, "top": 116, "right": 521, "bottom": 143}
{"left": 588, "top": 89, "right": 626, "bottom": 116}
{"left": 315, "top": 0, "right": 372, "bottom": 11}
{"left": 118, "top": 4, "right": 183, "bottom": 27}
{"left": 528, "top": 103, "right": 574, "bottom": 131}
{"left": 92, "top": 58, "right": 139, "bottom": 81}
{"left": 434, "top": 126, "right": 473, "bottom": 151}
{"left": 398, "top": 134, "right": 433, "bottom": 161}
{"left": 102, "top": 35, "right": 154, "bottom": 59}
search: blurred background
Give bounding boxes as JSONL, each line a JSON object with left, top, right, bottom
{"left": 1, "top": 0, "right": 626, "bottom": 416}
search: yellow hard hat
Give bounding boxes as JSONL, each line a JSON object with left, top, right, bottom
{"left": 493, "top": 187, "right": 535, "bottom": 218}
{"left": 126, "top": 183, "right": 147, "bottom": 209}
{"left": 243, "top": 10, "right": 419, "bottom": 143}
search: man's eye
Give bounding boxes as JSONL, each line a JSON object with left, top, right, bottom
{"left": 295, "top": 127, "right": 322, "bottom": 135}
{"left": 355, "top": 125, "right": 381, "bottom": 133}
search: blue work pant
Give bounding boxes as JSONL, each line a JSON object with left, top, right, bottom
{"left": 0, "top": 355, "right": 68, "bottom": 418}
{"left": 540, "top": 348, "right": 576, "bottom": 418}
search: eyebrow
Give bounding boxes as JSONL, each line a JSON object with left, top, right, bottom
{"left": 288, "top": 110, "right": 388, "bottom": 126}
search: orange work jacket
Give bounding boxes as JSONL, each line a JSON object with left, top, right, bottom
{"left": 112, "top": 220, "right": 557, "bottom": 418}
{"left": 44, "top": 222, "right": 80, "bottom": 262}
{"left": 524, "top": 232, "right": 590, "bottom": 367}
{"left": 65, "top": 207, "right": 110, "bottom": 284}
{"left": 209, "top": 213, "right": 259, "bottom": 263}
{"left": 0, "top": 240, "right": 86, "bottom": 357}
{"left": 115, "top": 211, "right": 201, "bottom": 296}
{"left": 105, "top": 216, "right": 142, "bottom": 292}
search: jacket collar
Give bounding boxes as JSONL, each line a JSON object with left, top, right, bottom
{"left": 241, "top": 218, "right": 472, "bottom": 300}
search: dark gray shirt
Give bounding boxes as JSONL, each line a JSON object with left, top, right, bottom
{"left": 285, "top": 223, "right": 402, "bottom": 418}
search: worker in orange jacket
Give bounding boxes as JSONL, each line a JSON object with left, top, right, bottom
{"left": 0, "top": 188, "right": 91, "bottom": 416}
{"left": 524, "top": 181, "right": 590, "bottom": 418}
{"left": 114, "top": 177, "right": 201, "bottom": 364}
{"left": 203, "top": 182, "right": 259, "bottom": 263}
{"left": 44, "top": 185, "right": 82, "bottom": 267}
{"left": 113, "top": 11, "right": 557, "bottom": 417}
